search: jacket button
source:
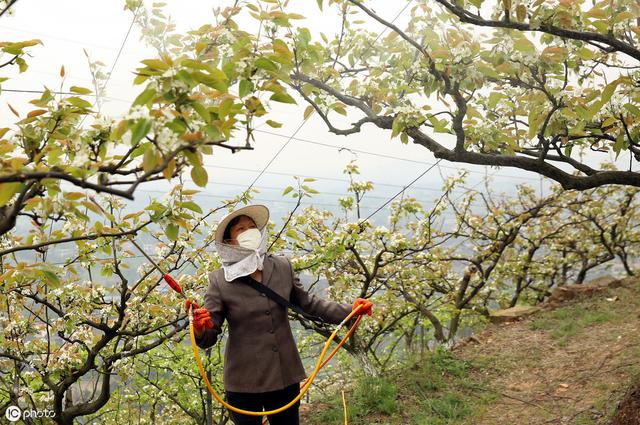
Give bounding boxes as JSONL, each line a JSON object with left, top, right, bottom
{"left": 265, "top": 310, "right": 271, "bottom": 315}
{"left": 272, "top": 346, "right": 278, "bottom": 352}
{"left": 260, "top": 293, "right": 266, "bottom": 297}
{"left": 269, "top": 329, "right": 275, "bottom": 334}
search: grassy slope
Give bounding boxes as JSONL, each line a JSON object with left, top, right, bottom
{"left": 302, "top": 277, "right": 640, "bottom": 425}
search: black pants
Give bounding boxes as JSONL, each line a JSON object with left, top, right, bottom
{"left": 226, "top": 382, "right": 300, "bottom": 425}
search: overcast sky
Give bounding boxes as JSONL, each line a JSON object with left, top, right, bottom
{"left": 2, "top": 0, "right": 627, "bottom": 227}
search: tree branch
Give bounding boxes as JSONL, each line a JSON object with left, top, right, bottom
{"left": 434, "top": 0, "right": 640, "bottom": 61}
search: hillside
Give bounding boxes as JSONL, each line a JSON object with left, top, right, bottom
{"left": 302, "top": 276, "right": 640, "bottom": 425}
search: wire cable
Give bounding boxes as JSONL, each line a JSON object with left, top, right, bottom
{"left": 253, "top": 128, "right": 541, "bottom": 181}
{"left": 359, "top": 158, "right": 443, "bottom": 224}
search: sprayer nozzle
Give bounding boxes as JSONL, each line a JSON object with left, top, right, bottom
{"left": 163, "top": 274, "right": 182, "bottom": 294}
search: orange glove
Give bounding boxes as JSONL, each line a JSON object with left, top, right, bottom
{"left": 185, "top": 300, "right": 214, "bottom": 337}
{"left": 352, "top": 298, "right": 373, "bottom": 316}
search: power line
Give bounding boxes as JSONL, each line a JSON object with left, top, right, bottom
{"left": 138, "top": 179, "right": 407, "bottom": 201}
{"left": 136, "top": 181, "right": 509, "bottom": 208}
{"left": 254, "top": 128, "right": 541, "bottom": 181}
{"left": 2, "top": 89, "right": 80, "bottom": 96}
{"left": 2, "top": 7, "right": 143, "bottom": 115}
{"left": 199, "top": 163, "right": 514, "bottom": 199}
{"left": 135, "top": 184, "right": 498, "bottom": 207}
{"left": 0, "top": 88, "right": 131, "bottom": 103}
{"left": 94, "top": 3, "right": 142, "bottom": 115}
{"left": 0, "top": 24, "right": 139, "bottom": 52}
{"left": 1, "top": 88, "right": 135, "bottom": 110}
{"left": 360, "top": 159, "right": 443, "bottom": 223}
{"left": 136, "top": 188, "right": 358, "bottom": 208}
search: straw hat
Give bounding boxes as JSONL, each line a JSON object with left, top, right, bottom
{"left": 214, "top": 204, "right": 270, "bottom": 244}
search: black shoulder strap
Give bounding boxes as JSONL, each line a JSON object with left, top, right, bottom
{"left": 236, "top": 275, "right": 325, "bottom": 324}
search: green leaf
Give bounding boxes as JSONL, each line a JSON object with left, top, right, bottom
{"left": 476, "top": 63, "right": 499, "bottom": 79}
{"left": 624, "top": 103, "right": 640, "bottom": 116}
{"left": 589, "top": 77, "right": 629, "bottom": 117}
{"left": 515, "top": 4, "right": 526, "bottom": 22}
{"left": 192, "top": 102, "right": 210, "bottom": 123}
{"left": 282, "top": 186, "right": 294, "bottom": 196}
{"left": 15, "top": 57, "right": 27, "bottom": 72}
{"left": 391, "top": 115, "right": 404, "bottom": 138}
{"left": 192, "top": 70, "right": 228, "bottom": 92}
{"left": 191, "top": 165, "right": 208, "bottom": 187}
{"left": 2, "top": 39, "right": 41, "bottom": 55}
{"left": 142, "top": 144, "right": 157, "bottom": 173}
{"left": 270, "top": 92, "right": 297, "bottom": 104}
{"left": 133, "top": 88, "right": 156, "bottom": 106}
{"left": 255, "top": 57, "right": 278, "bottom": 72}
{"left": 180, "top": 58, "right": 207, "bottom": 70}
{"left": 528, "top": 106, "right": 545, "bottom": 138}
{"left": 176, "top": 69, "right": 196, "bottom": 88}
{"left": 564, "top": 145, "right": 573, "bottom": 157}
{"left": 70, "top": 86, "right": 92, "bottom": 95}
{"left": 0, "top": 182, "right": 23, "bottom": 207}
{"left": 165, "top": 223, "right": 179, "bottom": 241}
{"left": 110, "top": 120, "right": 129, "bottom": 141}
{"left": 272, "top": 39, "right": 293, "bottom": 63}
{"left": 181, "top": 201, "right": 203, "bottom": 214}
{"left": 130, "top": 119, "right": 152, "bottom": 145}
{"left": 514, "top": 37, "right": 536, "bottom": 53}
{"left": 303, "top": 105, "right": 314, "bottom": 120}
{"left": 613, "top": 133, "right": 626, "bottom": 158}
{"left": 239, "top": 79, "right": 253, "bottom": 98}
{"left": 43, "top": 271, "right": 61, "bottom": 285}
{"left": 66, "top": 97, "right": 93, "bottom": 109}
{"left": 488, "top": 92, "right": 504, "bottom": 109}
{"left": 428, "top": 115, "right": 448, "bottom": 133}
{"left": 613, "top": 11, "right": 635, "bottom": 24}
{"left": 331, "top": 103, "right": 347, "bottom": 115}
{"left": 184, "top": 150, "right": 201, "bottom": 167}
{"left": 298, "top": 28, "right": 312, "bottom": 46}
{"left": 576, "top": 47, "right": 595, "bottom": 61}
{"left": 141, "top": 59, "right": 170, "bottom": 71}
{"left": 592, "top": 20, "right": 609, "bottom": 34}
{"left": 166, "top": 118, "right": 188, "bottom": 134}
{"left": 302, "top": 185, "right": 319, "bottom": 194}
{"left": 265, "top": 119, "right": 282, "bottom": 128}
{"left": 600, "top": 78, "right": 626, "bottom": 105}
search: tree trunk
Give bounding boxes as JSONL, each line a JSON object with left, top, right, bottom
{"left": 206, "top": 348, "right": 213, "bottom": 425}
{"left": 354, "top": 349, "right": 377, "bottom": 377}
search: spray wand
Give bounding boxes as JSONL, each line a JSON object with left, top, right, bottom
{"left": 128, "top": 238, "right": 186, "bottom": 300}
{"left": 88, "top": 197, "right": 188, "bottom": 303}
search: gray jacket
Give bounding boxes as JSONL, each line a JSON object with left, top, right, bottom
{"left": 195, "top": 253, "right": 352, "bottom": 393}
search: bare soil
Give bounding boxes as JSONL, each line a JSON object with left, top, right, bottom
{"left": 454, "top": 277, "right": 640, "bottom": 425}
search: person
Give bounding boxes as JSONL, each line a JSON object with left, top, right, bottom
{"left": 186, "top": 204, "right": 373, "bottom": 425}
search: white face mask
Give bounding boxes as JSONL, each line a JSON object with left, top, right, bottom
{"left": 236, "top": 227, "right": 262, "bottom": 250}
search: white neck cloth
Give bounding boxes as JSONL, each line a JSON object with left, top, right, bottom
{"left": 214, "top": 226, "right": 269, "bottom": 281}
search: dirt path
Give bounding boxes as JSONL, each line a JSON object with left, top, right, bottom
{"left": 454, "top": 278, "right": 640, "bottom": 425}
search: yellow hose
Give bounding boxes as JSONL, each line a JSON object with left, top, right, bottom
{"left": 189, "top": 305, "right": 363, "bottom": 417}
{"left": 342, "top": 390, "right": 348, "bottom": 425}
